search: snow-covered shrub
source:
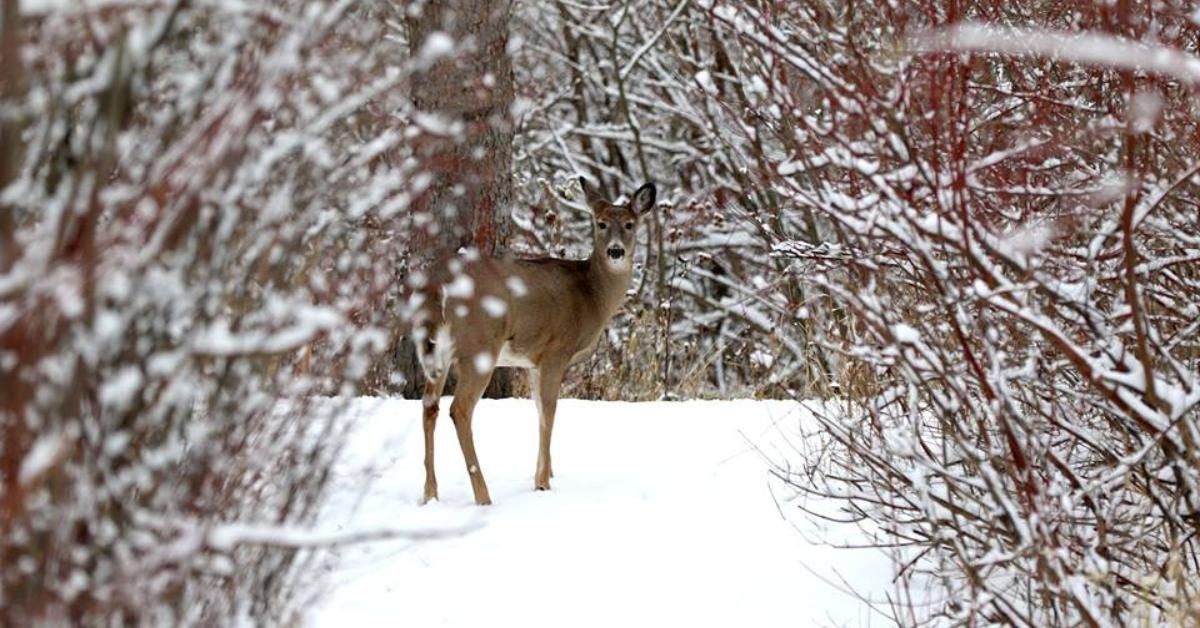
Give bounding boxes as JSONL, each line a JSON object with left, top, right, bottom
{"left": 694, "top": 0, "right": 1200, "bottom": 623}
{"left": 0, "top": 1, "right": 433, "bottom": 622}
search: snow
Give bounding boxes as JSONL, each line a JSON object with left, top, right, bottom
{"left": 19, "top": 432, "right": 69, "bottom": 486}
{"left": 472, "top": 352, "right": 494, "bottom": 375}
{"left": 20, "top": 0, "right": 147, "bottom": 15}
{"left": 480, "top": 295, "right": 507, "bottom": 318}
{"left": 191, "top": 306, "right": 343, "bottom": 356}
{"left": 1130, "top": 91, "right": 1164, "bottom": 133}
{"left": 205, "top": 517, "right": 482, "bottom": 553}
{"left": 444, "top": 274, "right": 475, "bottom": 299}
{"left": 311, "top": 398, "right": 893, "bottom": 627}
{"left": 99, "top": 366, "right": 144, "bottom": 411}
{"left": 416, "top": 32, "right": 455, "bottom": 68}
{"left": 995, "top": 222, "right": 1055, "bottom": 260}
{"left": 892, "top": 323, "right": 920, "bottom": 344}
{"left": 930, "top": 24, "right": 1200, "bottom": 85}
{"left": 506, "top": 276, "right": 529, "bottom": 297}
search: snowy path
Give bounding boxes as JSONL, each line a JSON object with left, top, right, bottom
{"left": 311, "top": 399, "right": 893, "bottom": 627}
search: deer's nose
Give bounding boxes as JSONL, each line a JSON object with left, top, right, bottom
{"left": 606, "top": 246, "right": 625, "bottom": 261}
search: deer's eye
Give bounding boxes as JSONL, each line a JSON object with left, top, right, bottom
{"left": 597, "top": 222, "right": 608, "bottom": 230}
{"left": 624, "top": 221, "right": 635, "bottom": 230}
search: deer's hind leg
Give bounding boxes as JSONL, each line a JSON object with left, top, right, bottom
{"left": 449, "top": 349, "right": 499, "bottom": 506}
{"left": 421, "top": 369, "right": 449, "bottom": 504}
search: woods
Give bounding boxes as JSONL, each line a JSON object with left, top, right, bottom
{"left": 1, "top": 0, "right": 1198, "bottom": 624}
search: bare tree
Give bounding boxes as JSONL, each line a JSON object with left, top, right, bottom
{"left": 690, "top": 0, "right": 1200, "bottom": 623}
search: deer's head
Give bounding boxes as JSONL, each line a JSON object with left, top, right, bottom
{"left": 581, "top": 177, "right": 656, "bottom": 274}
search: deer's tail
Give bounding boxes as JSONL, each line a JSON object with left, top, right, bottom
{"left": 406, "top": 284, "right": 453, "bottom": 384}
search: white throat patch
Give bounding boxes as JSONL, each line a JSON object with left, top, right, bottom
{"left": 604, "top": 254, "right": 633, "bottom": 274}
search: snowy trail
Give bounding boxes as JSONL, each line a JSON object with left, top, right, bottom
{"left": 311, "top": 399, "right": 893, "bottom": 627}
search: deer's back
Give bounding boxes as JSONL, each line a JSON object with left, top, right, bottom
{"left": 442, "top": 255, "right": 627, "bottom": 369}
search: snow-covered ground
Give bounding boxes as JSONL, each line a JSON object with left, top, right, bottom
{"left": 311, "top": 398, "right": 894, "bottom": 627}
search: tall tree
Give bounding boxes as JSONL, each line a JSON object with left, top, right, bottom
{"left": 407, "top": 0, "right": 513, "bottom": 256}
{"left": 389, "top": 0, "right": 515, "bottom": 397}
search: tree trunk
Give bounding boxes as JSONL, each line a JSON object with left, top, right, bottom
{"left": 388, "top": 0, "right": 515, "bottom": 398}
{"left": 0, "top": 0, "right": 24, "bottom": 273}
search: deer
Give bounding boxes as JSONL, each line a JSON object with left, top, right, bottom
{"left": 407, "top": 178, "right": 656, "bottom": 505}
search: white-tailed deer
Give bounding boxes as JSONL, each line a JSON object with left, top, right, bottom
{"left": 408, "top": 178, "right": 656, "bottom": 505}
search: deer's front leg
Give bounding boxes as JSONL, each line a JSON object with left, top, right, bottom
{"left": 533, "top": 363, "right": 566, "bottom": 491}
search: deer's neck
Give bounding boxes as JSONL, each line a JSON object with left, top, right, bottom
{"left": 587, "top": 250, "right": 634, "bottom": 314}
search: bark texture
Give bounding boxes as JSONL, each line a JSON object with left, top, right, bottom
{"left": 391, "top": 0, "right": 515, "bottom": 398}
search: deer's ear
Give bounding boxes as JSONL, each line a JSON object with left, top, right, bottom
{"left": 632, "top": 182, "right": 656, "bottom": 215}
{"left": 579, "top": 177, "right": 605, "bottom": 209}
